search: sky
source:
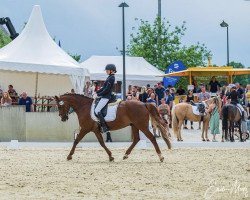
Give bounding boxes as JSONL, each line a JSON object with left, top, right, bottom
{"left": 1, "top": 0, "right": 250, "bottom": 67}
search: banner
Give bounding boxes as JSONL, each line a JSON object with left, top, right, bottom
{"left": 163, "top": 60, "right": 186, "bottom": 87}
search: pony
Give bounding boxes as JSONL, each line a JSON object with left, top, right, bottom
{"left": 55, "top": 94, "right": 171, "bottom": 162}
{"left": 171, "top": 96, "right": 222, "bottom": 141}
{"left": 221, "top": 104, "right": 246, "bottom": 142}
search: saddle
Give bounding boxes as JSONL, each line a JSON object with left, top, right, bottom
{"left": 94, "top": 93, "right": 117, "bottom": 117}
{"left": 190, "top": 100, "right": 206, "bottom": 115}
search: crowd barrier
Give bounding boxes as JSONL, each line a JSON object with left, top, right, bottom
{"left": 0, "top": 106, "right": 132, "bottom": 142}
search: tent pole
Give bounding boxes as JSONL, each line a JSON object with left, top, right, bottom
{"left": 189, "top": 72, "right": 192, "bottom": 84}
{"left": 34, "top": 72, "right": 38, "bottom": 112}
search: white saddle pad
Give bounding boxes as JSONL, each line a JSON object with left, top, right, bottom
{"left": 91, "top": 101, "right": 120, "bottom": 122}
{"left": 192, "top": 105, "right": 202, "bottom": 116}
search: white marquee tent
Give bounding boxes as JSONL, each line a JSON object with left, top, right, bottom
{"left": 81, "top": 56, "right": 164, "bottom": 87}
{"left": 0, "top": 5, "right": 89, "bottom": 96}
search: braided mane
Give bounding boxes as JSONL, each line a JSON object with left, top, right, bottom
{"left": 61, "top": 93, "right": 93, "bottom": 100}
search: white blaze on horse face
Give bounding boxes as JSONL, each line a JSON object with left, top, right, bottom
{"left": 59, "top": 101, "right": 64, "bottom": 106}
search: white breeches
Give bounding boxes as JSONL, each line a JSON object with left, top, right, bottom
{"left": 237, "top": 103, "right": 244, "bottom": 112}
{"left": 94, "top": 98, "right": 109, "bottom": 115}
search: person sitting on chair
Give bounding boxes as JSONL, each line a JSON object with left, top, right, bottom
{"left": 227, "top": 86, "right": 245, "bottom": 121}
{"left": 94, "top": 64, "right": 116, "bottom": 134}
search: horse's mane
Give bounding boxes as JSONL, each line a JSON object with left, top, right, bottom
{"left": 61, "top": 93, "right": 94, "bottom": 100}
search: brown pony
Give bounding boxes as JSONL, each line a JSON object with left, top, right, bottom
{"left": 222, "top": 104, "right": 245, "bottom": 142}
{"left": 172, "top": 96, "right": 222, "bottom": 141}
{"left": 55, "top": 94, "right": 171, "bottom": 162}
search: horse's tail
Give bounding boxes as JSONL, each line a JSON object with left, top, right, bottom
{"left": 145, "top": 103, "right": 171, "bottom": 150}
{"left": 222, "top": 105, "right": 228, "bottom": 132}
{"left": 171, "top": 106, "right": 179, "bottom": 138}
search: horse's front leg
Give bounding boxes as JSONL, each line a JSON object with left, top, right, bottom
{"left": 123, "top": 125, "right": 140, "bottom": 160}
{"left": 93, "top": 129, "right": 114, "bottom": 161}
{"left": 178, "top": 120, "right": 184, "bottom": 141}
{"left": 201, "top": 121, "right": 205, "bottom": 141}
{"left": 67, "top": 128, "right": 89, "bottom": 160}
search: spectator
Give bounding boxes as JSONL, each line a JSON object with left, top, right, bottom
{"left": 165, "top": 89, "right": 174, "bottom": 128}
{"left": 147, "top": 92, "right": 156, "bottom": 106}
{"left": 131, "top": 86, "right": 139, "bottom": 100}
{"left": 18, "top": 92, "right": 33, "bottom": 112}
{"left": 197, "top": 84, "right": 210, "bottom": 130}
{"left": 184, "top": 90, "right": 194, "bottom": 129}
{"left": 8, "top": 84, "right": 18, "bottom": 105}
{"left": 192, "top": 79, "right": 198, "bottom": 93}
{"left": 0, "top": 92, "right": 12, "bottom": 106}
{"left": 235, "top": 83, "right": 244, "bottom": 100}
{"left": 139, "top": 86, "right": 148, "bottom": 103}
{"left": 84, "top": 81, "right": 93, "bottom": 97}
{"left": 165, "top": 89, "right": 173, "bottom": 109}
{"left": 176, "top": 86, "right": 186, "bottom": 95}
{"left": 209, "top": 76, "right": 221, "bottom": 93}
{"left": 198, "top": 84, "right": 210, "bottom": 101}
{"left": 126, "top": 85, "right": 132, "bottom": 98}
{"left": 170, "top": 88, "right": 175, "bottom": 100}
{"left": 71, "top": 89, "right": 75, "bottom": 94}
{"left": 146, "top": 84, "right": 151, "bottom": 90}
{"left": 158, "top": 98, "right": 170, "bottom": 125}
{"left": 245, "top": 84, "right": 250, "bottom": 119}
{"left": 155, "top": 82, "right": 165, "bottom": 106}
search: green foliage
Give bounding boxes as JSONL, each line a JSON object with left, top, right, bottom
{"left": 0, "top": 30, "right": 11, "bottom": 48}
{"left": 69, "top": 53, "right": 81, "bottom": 62}
{"left": 127, "top": 17, "right": 211, "bottom": 70}
{"left": 127, "top": 17, "right": 212, "bottom": 88}
{"left": 229, "top": 61, "right": 250, "bottom": 87}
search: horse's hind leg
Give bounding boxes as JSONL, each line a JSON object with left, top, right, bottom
{"left": 93, "top": 129, "right": 114, "bottom": 161}
{"left": 140, "top": 127, "right": 164, "bottom": 162}
{"left": 123, "top": 125, "right": 140, "bottom": 160}
{"left": 67, "top": 128, "right": 88, "bottom": 160}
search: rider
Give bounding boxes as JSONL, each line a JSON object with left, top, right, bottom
{"left": 227, "top": 85, "right": 245, "bottom": 121}
{"left": 94, "top": 64, "right": 116, "bottom": 134}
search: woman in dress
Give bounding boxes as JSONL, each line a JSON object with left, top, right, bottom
{"left": 206, "top": 97, "right": 220, "bottom": 142}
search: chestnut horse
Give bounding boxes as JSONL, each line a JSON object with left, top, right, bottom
{"left": 55, "top": 94, "right": 171, "bottom": 162}
{"left": 172, "top": 96, "right": 222, "bottom": 141}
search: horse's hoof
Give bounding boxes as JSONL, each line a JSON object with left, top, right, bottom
{"left": 206, "top": 139, "right": 210, "bottom": 142}
{"left": 202, "top": 139, "right": 206, "bottom": 142}
{"left": 109, "top": 156, "right": 114, "bottom": 162}
{"left": 221, "top": 139, "right": 224, "bottom": 142}
{"left": 123, "top": 154, "right": 128, "bottom": 160}
{"left": 67, "top": 155, "right": 72, "bottom": 160}
{"left": 160, "top": 157, "right": 164, "bottom": 162}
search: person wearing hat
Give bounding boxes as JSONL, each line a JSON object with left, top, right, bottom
{"left": 94, "top": 64, "right": 117, "bottom": 134}
{"left": 227, "top": 85, "right": 245, "bottom": 120}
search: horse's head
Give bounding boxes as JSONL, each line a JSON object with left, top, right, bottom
{"left": 55, "top": 96, "right": 70, "bottom": 122}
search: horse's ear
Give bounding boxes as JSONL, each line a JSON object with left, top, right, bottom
{"left": 55, "top": 96, "right": 59, "bottom": 102}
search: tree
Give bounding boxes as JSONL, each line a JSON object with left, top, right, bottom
{"left": 127, "top": 17, "right": 211, "bottom": 87}
{"left": 229, "top": 61, "right": 250, "bottom": 87}
{"left": 0, "top": 30, "right": 11, "bottom": 48}
{"left": 69, "top": 53, "right": 81, "bottom": 62}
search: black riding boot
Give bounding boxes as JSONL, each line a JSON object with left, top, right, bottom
{"left": 106, "top": 132, "right": 112, "bottom": 142}
{"left": 242, "top": 112, "right": 245, "bottom": 121}
{"left": 97, "top": 112, "right": 109, "bottom": 134}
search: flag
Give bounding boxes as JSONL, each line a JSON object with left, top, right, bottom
{"left": 163, "top": 60, "right": 186, "bottom": 87}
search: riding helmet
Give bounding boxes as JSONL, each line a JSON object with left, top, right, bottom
{"left": 105, "top": 64, "right": 117, "bottom": 73}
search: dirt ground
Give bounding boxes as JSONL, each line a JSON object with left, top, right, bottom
{"left": 0, "top": 147, "right": 249, "bottom": 200}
